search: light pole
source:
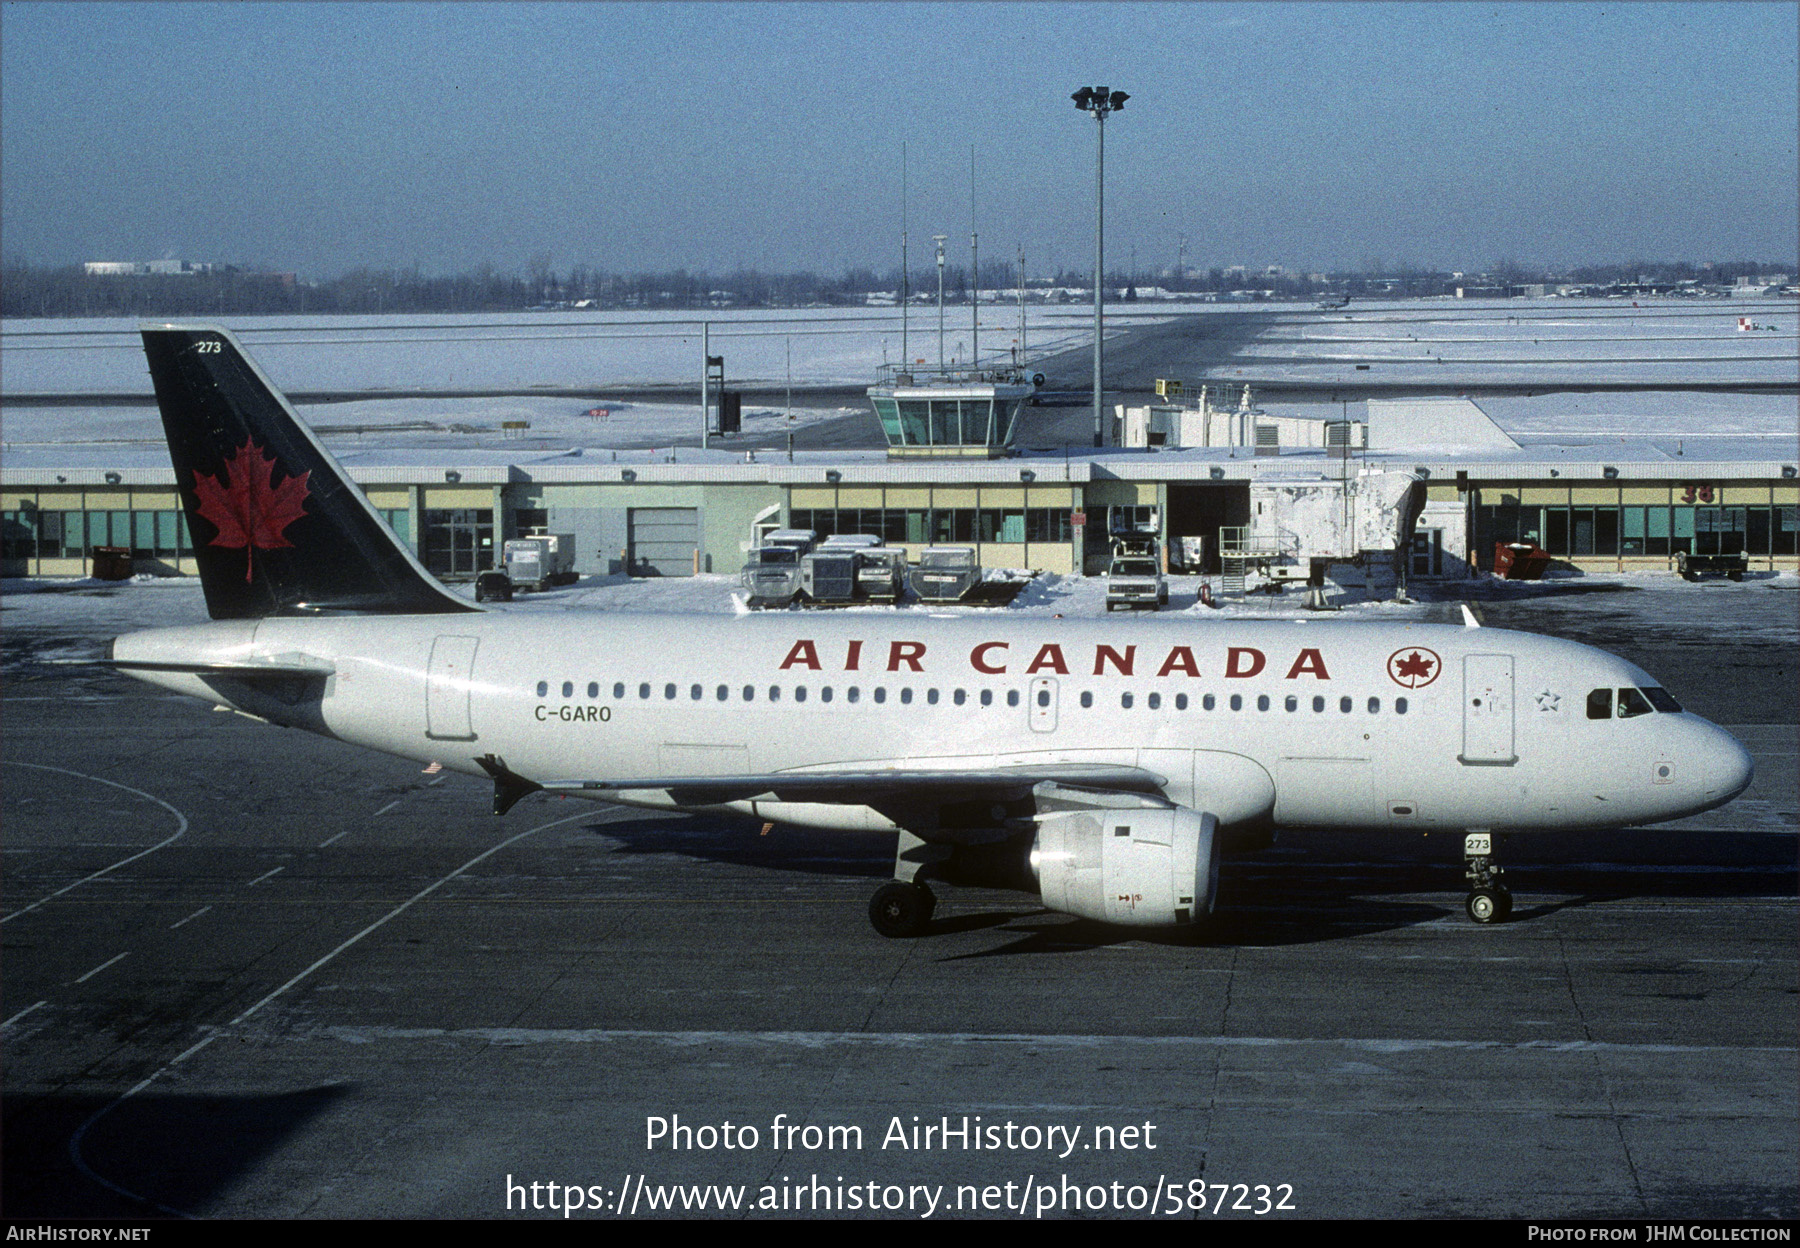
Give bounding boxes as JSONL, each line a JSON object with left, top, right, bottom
{"left": 1072, "top": 85, "right": 1128, "bottom": 447}
{"left": 933, "top": 234, "right": 947, "bottom": 370}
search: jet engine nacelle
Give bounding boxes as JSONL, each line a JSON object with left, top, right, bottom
{"left": 1030, "top": 805, "right": 1220, "bottom": 926}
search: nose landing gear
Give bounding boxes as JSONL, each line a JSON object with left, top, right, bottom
{"left": 1463, "top": 830, "right": 1512, "bottom": 923}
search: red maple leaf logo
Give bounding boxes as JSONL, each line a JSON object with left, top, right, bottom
{"left": 191, "top": 439, "right": 310, "bottom": 582}
{"left": 1395, "top": 652, "right": 1434, "bottom": 679}
{"left": 1386, "top": 646, "right": 1442, "bottom": 688}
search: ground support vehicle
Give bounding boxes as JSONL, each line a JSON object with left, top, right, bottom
{"left": 503, "top": 534, "right": 579, "bottom": 592}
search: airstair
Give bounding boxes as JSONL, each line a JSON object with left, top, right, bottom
{"left": 1218, "top": 526, "right": 1298, "bottom": 598}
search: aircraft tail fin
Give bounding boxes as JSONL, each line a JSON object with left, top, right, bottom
{"left": 140, "top": 323, "right": 478, "bottom": 619}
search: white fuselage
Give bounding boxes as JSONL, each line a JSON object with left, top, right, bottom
{"left": 112, "top": 611, "right": 1754, "bottom": 837}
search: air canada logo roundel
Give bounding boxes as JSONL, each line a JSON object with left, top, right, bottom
{"left": 1386, "top": 646, "right": 1441, "bottom": 689}
{"left": 191, "top": 438, "right": 311, "bottom": 582}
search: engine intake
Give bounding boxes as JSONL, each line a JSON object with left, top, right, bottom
{"left": 1031, "top": 803, "right": 1220, "bottom": 925}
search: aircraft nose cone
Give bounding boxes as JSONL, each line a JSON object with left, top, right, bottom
{"left": 1705, "top": 729, "right": 1755, "bottom": 803}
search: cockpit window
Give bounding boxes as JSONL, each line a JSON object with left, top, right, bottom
{"left": 1586, "top": 688, "right": 1613, "bottom": 720}
{"left": 1641, "top": 686, "right": 1683, "bottom": 713}
{"left": 1617, "top": 687, "right": 1654, "bottom": 719}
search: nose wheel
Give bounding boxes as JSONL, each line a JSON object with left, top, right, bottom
{"left": 1463, "top": 830, "right": 1512, "bottom": 924}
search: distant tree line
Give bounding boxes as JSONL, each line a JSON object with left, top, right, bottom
{"left": 2, "top": 255, "right": 1790, "bottom": 319}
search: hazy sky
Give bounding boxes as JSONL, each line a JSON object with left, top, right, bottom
{"left": 3, "top": 1, "right": 1795, "bottom": 279}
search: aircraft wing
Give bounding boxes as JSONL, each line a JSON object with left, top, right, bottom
{"left": 540, "top": 762, "right": 1168, "bottom": 807}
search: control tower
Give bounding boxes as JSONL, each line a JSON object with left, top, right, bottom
{"left": 866, "top": 364, "right": 1043, "bottom": 459}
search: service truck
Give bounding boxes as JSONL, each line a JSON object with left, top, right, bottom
{"left": 503, "top": 534, "right": 579, "bottom": 591}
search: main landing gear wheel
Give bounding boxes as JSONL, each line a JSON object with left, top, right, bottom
{"left": 1465, "top": 886, "right": 1513, "bottom": 924}
{"left": 869, "top": 881, "right": 935, "bottom": 938}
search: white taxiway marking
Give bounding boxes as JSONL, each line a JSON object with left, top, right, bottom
{"left": 67, "top": 805, "right": 604, "bottom": 1218}
{"left": 283, "top": 1027, "right": 1800, "bottom": 1057}
{"left": 169, "top": 906, "right": 212, "bottom": 930}
{"left": 317, "top": 830, "right": 352, "bottom": 848}
{"left": 372, "top": 800, "right": 402, "bottom": 817}
{"left": 2, "top": 1001, "right": 48, "bottom": 1030}
{"left": 246, "top": 867, "right": 285, "bottom": 887}
{"left": 1, "top": 763, "right": 189, "bottom": 924}
{"left": 73, "top": 952, "right": 130, "bottom": 984}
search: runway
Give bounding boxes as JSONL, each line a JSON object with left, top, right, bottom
{"left": 2, "top": 591, "right": 1794, "bottom": 1220}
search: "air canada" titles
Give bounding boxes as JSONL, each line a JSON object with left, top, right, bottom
{"left": 776, "top": 639, "right": 1332, "bottom": 681}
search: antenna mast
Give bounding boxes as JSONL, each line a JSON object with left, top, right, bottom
{"left": 970, "top": 146, "right": 979, "bottom": 371}
{"left": 900, "top": 142, "right": 909, "bottom": 368}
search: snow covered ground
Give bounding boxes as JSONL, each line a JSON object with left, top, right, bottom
{"left": 3, "top": 300, "right": 1793, "bottom": 455}
{"left": 0, "top": 305, "right": 1114, "bottom": 453}
{"left": 0, "top": 306, "right": 1114, "bottom": 395}
{"left": 1218, "top": 298, "right": 1798, "bottom": 392}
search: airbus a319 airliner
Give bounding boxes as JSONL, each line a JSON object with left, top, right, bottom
{"left": 109, "top": 326, "right": 1754, "bottom": 936}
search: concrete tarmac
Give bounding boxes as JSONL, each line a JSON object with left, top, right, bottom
{"left": 2, "top": 592, "right": 1794, "bottom": 1221}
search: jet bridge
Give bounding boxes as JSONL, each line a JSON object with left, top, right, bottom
{"left": 1221, "top": 469, "right": 1425, "bottom": 595}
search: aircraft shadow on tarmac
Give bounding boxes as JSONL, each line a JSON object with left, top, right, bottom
{"left": 3, "top": 1086, "right": 352, "bottom": 1219}
{"left": 581, "top": 813, "right": 1795, "bottom": 950}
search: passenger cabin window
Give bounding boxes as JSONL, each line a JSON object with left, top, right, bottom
{"left": 614, "top": 682, "right": 625, "bottom": 699}
{"left": 1007, "top": 690, "right": 1020, "bottom": 707}
{"left": 743, "top": 685, "right": 755, "bottom": 701}
{"left": 587, "top": 682, "right": 599, "bottom": 698}
{"left": 562, "top": 681, "right": 574, "bottom": 698}
{"left": 1148, "top": 692, "right": 1161, "bottom": 710}
{"left": 690, "top": 684, "right": 703, "bottom": 701}
{"left": 716, "top": 685, "right": 728, "bottom": 702}
{"left": 1256, "top": 695, "right": 1270, "bottom": 712}
{"left": 1587, "top": 689, "right": 1613, "bottom": 720}
{"left": 1368, "top": 697, "right": 1380, "bottom": 713}
{"left": 874, "top": 688, "right": 887, "bottom": 704}
{"left": 664, "top": 683, "right": 677, "bottom": 700}
{"left": 536, "top": 681, "right": 548, "bottom": 697}
{"left": 639, "top": 683, "right": 651, "bottom": 699}
{"left": 1121, "top": 693, "right": 1134, "bottom": 709}
{"left": 1396, "top": 697, "right": 1409, "bottom": 714}
{"left": 1175, "top": 693, "right": 1188, "bottom": 711}
{"left": 980, "top": 690, "right": 993, "bottom": 707}
{"left": 795, "top": 686, "right": 808, "bottom": 703}
{"left": 1313, "top": 696, "right": 1326, "bottom": 712}
{"left": 1340, "top": 697, "right": 1353, "bottom": 714}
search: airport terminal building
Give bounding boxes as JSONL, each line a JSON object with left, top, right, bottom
{"left": 4, "top": 393, "right": 1796, "bottom": 585}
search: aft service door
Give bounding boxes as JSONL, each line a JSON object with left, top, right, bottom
{"left": 426, "top": 635, "right": 479, "bottom": 742}
{"left": 1029, "top": 677, "right": 1058, "bottom": 733}
{"left": 1460, "top": 653, "right": 1515, "bottom": 765}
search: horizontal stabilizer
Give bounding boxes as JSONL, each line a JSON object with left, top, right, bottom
{"left": 105, "top": 657, "right": 336, "bottom": 679}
